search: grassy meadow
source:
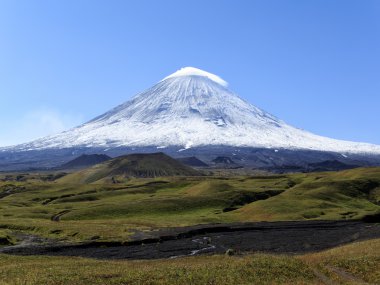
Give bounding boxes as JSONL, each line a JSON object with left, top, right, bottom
{"left": 0, "top": 167, "right": 379, "bottom": 242}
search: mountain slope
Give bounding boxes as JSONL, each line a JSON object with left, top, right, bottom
{"left": 4, "top": 67, "right": 380, "bottom": 155}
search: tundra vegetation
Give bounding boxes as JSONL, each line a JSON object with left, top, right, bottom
{"left": 0, "top": 166, "right": 379, "bottom": 284}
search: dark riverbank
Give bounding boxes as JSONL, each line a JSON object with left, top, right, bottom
{"left": 1, "top": 220, "right": 379, "bottom": 260}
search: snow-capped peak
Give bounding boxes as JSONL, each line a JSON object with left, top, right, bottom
{"left": 4, "top": 67, "right": 380, "bottom": 156}
{"left": 162, "top": 67, "right": 228, "bottom": 87}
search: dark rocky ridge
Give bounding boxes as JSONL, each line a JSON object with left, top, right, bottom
{"left": 307, "top": 160, "right": 360, "bottom": 172}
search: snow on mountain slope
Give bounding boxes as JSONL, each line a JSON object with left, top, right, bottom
{"left": 4, "top": 67, "right": 380, "bottom": 154}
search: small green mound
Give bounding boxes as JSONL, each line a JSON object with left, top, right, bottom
{"left": 60, "top": 152, "right": 203, "bottom": 183}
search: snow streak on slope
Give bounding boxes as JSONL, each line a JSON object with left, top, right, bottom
{"left": 5, "top": 67, "right": 380, "bottom": 154}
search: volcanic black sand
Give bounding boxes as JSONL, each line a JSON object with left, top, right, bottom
{"left": 1, "top": 220, "right": 379, "bottom": 260}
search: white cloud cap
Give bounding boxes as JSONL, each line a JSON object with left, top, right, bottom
{"left": 162, "top": 67, "right": 228, "bottom": 87}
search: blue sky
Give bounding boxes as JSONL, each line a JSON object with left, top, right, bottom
{"left": 0, "top": 0, "right": 379, "bottom": 147}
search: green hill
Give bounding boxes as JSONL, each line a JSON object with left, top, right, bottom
{"left": 60, "top": 152, "right": 202, "bottom": 183}
{"left": 234, "top": 167, "right": 380, "bottom": 221}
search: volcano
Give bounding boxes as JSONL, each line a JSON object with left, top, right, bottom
{"left": 6, "top": 67, "right": 380, "bottom": 154}
{"left": 1, "top": 67, "right": 380, "bottom": 171}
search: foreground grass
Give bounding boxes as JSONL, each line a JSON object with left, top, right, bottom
{"left": 0, "top": 253, "right": 315, "bottom": 285}
{"left": 0, "top": 239, "right": 379, "bottom": 285}
{"left": 300, "top": 238, "right": 380, "bottom": 284}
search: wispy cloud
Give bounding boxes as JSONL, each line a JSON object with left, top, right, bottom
{"left": 0, "top": 108, "right": 84, "bottom": 147}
